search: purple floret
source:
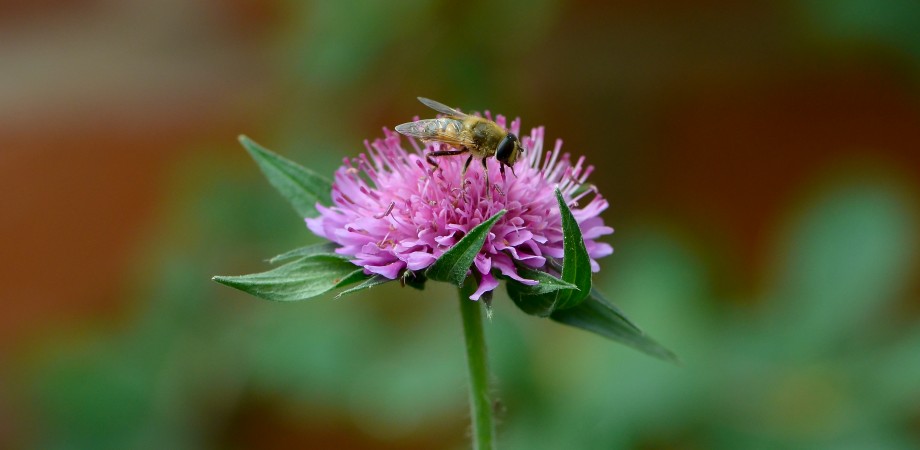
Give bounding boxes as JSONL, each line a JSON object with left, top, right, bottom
{"left": 306, "top": 114, "right": 613, "bottom": 300}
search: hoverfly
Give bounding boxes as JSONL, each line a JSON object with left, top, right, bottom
{"left": 395, "top": 97, "right": 524, "bottom": 188}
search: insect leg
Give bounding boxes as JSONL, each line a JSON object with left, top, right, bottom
{"left": 428, "top": 149, "right": 468, "bottom": 157}
{"left": 461, "top": 155, "right": 473, "bottom": 176}
{"left": 481, "top": 158, "right": 493, "bottom": 198}
{"left": 496, "top": 164, "right": 507, "bottom": 196}
{"left": 427, "top": 147, "right": 468, "bottom": 170}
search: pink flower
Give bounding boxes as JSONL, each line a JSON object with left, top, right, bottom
{"left": 306, "top": 113, "right": 613, "bottom": 300}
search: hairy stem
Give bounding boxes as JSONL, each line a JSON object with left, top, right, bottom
{"left": 459, "top": 280, "right": 495, "bottom": 450}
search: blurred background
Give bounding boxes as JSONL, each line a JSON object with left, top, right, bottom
{"left": 2, "top": 0, "right": 920, "bottom": 448}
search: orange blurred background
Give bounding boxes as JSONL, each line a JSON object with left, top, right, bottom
{"left": 2, "top": 1, "right": 919, "bottom": 449}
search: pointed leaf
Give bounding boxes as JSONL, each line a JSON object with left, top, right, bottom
{"left": 333, "top": 268, "right": 371, "bottom": 288}
{"left": 335, "top": 274, "right": 391, "bottom": 299}
{"left": 553, "top": 188, "right": 592, "bottom": 310}
{"left": 504, "top": 190, "right": 592, "bottom": 315}
{"left": 507, "top": 268, "right": 579, "bottom": 317}
{"left": 240, "top": 135, "right": 332, "bottom": 217}
{"left": 550, "top": 289, "right": 678, "bottom": 363}
{"left": 426, "top": 210, "right": 507, "bottom": 287}
{"left": 213, "top": 255, "right": 366, "bottom": 302}
{"left": 269, "top": 242, "right": 339, "bottom": 264}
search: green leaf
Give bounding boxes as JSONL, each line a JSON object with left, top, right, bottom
{"left": 505, "top": 190, "right": 591, "bottom": 316}
{"left": 269, "top": 242, "right": 339, "bottom": 264}
{"left": 550, "top": 289, "right": 677, "bottom": 363}
{"left": 213, "top": 255, "right": 367, "bottom": 302}
{"left": 553, "top": 188, "right": 592, "bottom": 310}
{"left": 240, "top": 135, "right": 332, "bottom": 217}
{"left": 333, "top": 268, "right": 371, "bottom": 288}
{"left": 426, "top": 210, "right": 507, "bottom": 287}
{"left": 335, "top": 274, "right": 391, "bottom": 299}
{"left": 506, "top": 268, "right": 579, "bottom": 317}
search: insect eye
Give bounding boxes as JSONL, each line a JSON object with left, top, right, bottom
{"left": 496, "top": 134, "right": 516, "bottom": 162}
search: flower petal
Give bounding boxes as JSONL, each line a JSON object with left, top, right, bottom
{"left": 469, "top": 273, "right": 499, "bottom": 301}
{"left": 365, "top": 261, "right": 405, "bottom": 279}
{"left": 474, "top": 254, "right": 492, "bottom": 274}
{"left": 404, "top": 251, "right": 437, "bottom": 270}
{"left": 493, "top": 253, "right": 539, "bottom": 285}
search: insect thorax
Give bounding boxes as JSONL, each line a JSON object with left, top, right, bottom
{"left": 467, "top": 119, "right": 503, "bottom": 156}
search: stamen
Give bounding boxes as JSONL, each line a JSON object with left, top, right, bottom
{"left": 378, "top": 229, "right": 392, "bottom": 247}
{"left": 374, "top": 201, "right": 395, "bottom": 219}
{"left": 570, "top": 185, "right": 597, "bottom": 206}
{"left": 578, "top": 165, "right": 594, "bottom": 184}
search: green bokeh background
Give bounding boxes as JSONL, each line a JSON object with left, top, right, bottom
{"left": 3, "top": 1, "right": 919, "bottom": 449}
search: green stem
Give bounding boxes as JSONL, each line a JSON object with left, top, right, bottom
{"left": 459, "top": 280, "right": 495, "bottom": 450}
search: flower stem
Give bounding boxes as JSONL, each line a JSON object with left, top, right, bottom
{"left": 459, "top": 280, "right": 495, "bottom": 450}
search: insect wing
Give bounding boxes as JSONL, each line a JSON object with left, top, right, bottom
{"left": 417, "top": 97, "right": 469, "bottom": 118}
{"left": 395, "top": 119, "right": 470, "bottom": 147}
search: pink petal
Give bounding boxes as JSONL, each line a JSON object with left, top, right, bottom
{"left": 365, "top": 261, "right": 405, "bottom": 279}
{"left": 493, "top": 254, "right": 538, "bottom": 285}
{"left": 404, "top": 252, "right": 437, "bottom": 270}
{"left": 587, "top": 242, "right": 614, "bottom": 259}
{"left": 474, "top": 255, "right": 492, "bottom": 274}
{"left": 469, "top": 273, "right": 499, "bottom": 301}
{"left": 582, "top": 225, "right": 614, "bottom": 240}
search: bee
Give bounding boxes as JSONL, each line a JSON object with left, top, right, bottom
{"left": 395, "top": 97, "right": 524, "bottom": 187}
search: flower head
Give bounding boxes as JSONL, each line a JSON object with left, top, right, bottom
{"left": 306, "top": 112, "right": 613, "bottom": 300}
